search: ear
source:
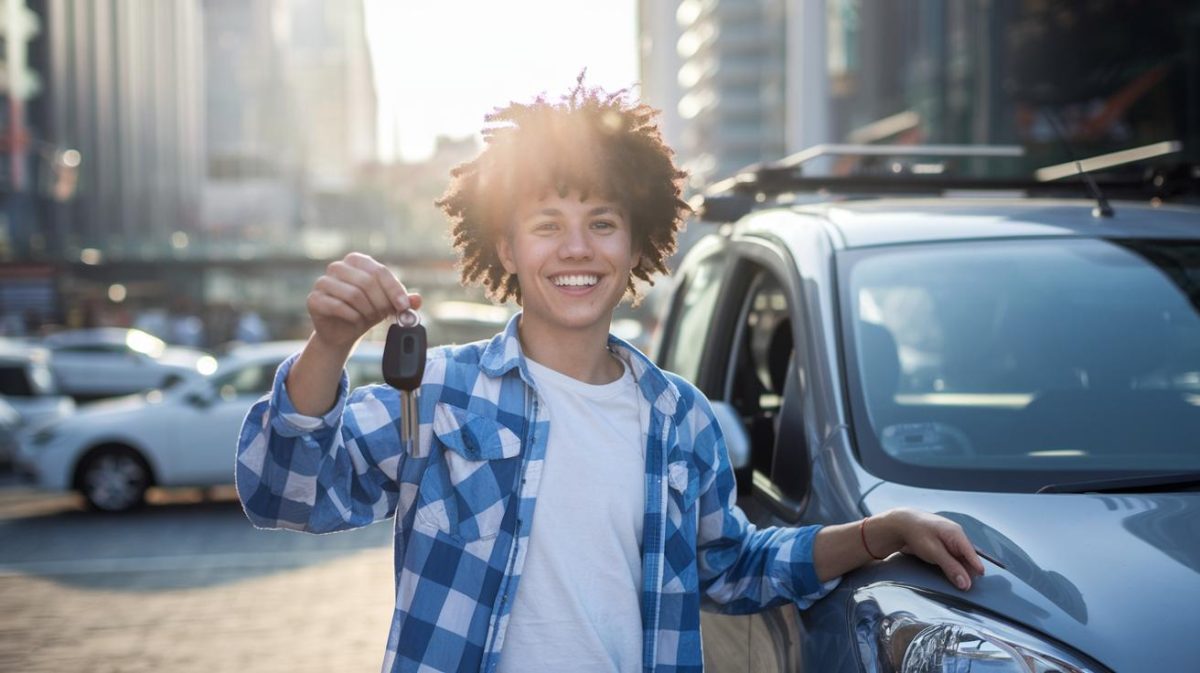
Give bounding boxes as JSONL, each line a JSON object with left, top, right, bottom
{"left": 496, "top": 235, "right": 518, "bottom": 275}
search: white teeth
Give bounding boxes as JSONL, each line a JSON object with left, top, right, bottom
{"left": 553, "top": 274, "right": 599, "bottom": 287}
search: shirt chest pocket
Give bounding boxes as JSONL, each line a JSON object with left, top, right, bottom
{"left": 667, "top": 460, "right": 699, "bottom": 531}
{"left": 412, "top": 402, "right": 523, "bottom": 542}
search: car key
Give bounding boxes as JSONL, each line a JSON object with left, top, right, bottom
{"left": 383, "top": 308, "right": 427, "bottom": 457}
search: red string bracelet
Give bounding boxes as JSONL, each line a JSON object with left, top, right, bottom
{"left": 860, "top": 516, "right": 886, "bottom": 560}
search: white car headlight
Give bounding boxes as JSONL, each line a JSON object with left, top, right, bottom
{"left": 853, "top": 584, "right": 1104, "bottom": 673}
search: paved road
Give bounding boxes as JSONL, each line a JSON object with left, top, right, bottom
{"left": 0, "top": 482, "right": 756, "bottom": 672}
{"left": 0, "top": 484, "right": 396, "bottom": 673}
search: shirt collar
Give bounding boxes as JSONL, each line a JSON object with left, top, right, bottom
{"left": 478, "top": 312, "right": 680, "bottom": 413}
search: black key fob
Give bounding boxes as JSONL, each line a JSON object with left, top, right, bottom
{"left": 382, "top": 315, "right": 426, "bottom": 391}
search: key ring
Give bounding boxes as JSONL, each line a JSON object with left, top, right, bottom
{"left": 397, "top": 308, "right": 421, "bottom": 328}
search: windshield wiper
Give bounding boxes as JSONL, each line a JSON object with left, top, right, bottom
{"left": 1038, "top": 472, "right": 1200, "bottom": 494}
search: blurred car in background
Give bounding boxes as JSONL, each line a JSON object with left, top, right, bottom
{"left": 15, "top": 340, "right": 386, "bottom": 512}
{"left": 0, "top": 339, "right": 76, "bottom": 469}
{"left": 424, "top": 301, "right": 513, "bottom": 346}
{"left": 41, "top": 328, "right": 217, "bottom": 401}
{"left": 0, "top": 398, "right": 21, "bottom": 471}
{"left": 0, "top": 339, "right": 76, "bottom": 427}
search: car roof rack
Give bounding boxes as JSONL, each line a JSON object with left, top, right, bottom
{"left": 692, "top": 142, "right": 1196, "bottom": 223}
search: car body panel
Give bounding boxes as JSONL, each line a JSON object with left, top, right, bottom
{"left": 661, "top": 194, "right": 1200, "bottom": 672}
{"left": 41, "top": 328, "right": 212, "bottom": 397}
{"left": 15, "top": 341, "right": 386, "bottom": 497}
{"left": 863, "top": 483, "right": 1200, "bottom": 672}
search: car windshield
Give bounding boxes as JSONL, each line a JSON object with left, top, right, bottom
{"left": 841, "top": 237, "right": 1200, "bottom": 491}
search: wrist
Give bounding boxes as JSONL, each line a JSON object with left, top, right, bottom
{"left": 309, "top": 331, "right": 357, "bottom": 359}
{"left": 865, "top": 509, "right": 907, "bottom": 559}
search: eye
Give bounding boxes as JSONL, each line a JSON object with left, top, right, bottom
{"left": 592, "top": 220, "right": 617, "bottom": 230}
{"left": 534, "top": 221, "right": 558, "bottom": 232}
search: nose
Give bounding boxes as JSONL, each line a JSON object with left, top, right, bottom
{"left": 558, "top": 222, "right": 593, "bottom": 260}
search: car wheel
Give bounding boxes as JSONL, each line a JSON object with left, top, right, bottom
{"left": 77, "top": 447, "right": 151, "bottom": 512}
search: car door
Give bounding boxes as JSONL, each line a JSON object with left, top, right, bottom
{"left": 51, "top": 343, "right": 149, "bottom": 396}
{"left": 182, "top": 359, "right": 281, "bottom": 484}
{"left": 684, "top": 237, "right": 826, "bottom": 673}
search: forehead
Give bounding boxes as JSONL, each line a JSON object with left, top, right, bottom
{"left": 512, "top": 189, "right": 626, "bottom": 220}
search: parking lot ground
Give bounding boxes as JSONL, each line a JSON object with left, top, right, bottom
{"left": 0, "top": 485, "right": 397, "bottom": 673}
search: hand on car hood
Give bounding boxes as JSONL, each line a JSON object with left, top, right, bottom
{"left": 863, "top": 483, "right": 1200, "bottom": 672}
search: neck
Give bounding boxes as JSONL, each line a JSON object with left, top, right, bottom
{"left": 516, "top": 314, "right": 622, "bottom": 384}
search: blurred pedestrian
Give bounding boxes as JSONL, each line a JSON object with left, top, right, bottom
{"left": 235, "top": 309, "right": 268, "bottom": 344}
{"left": 236, "top": 79, "right": 983, "bottom": 673}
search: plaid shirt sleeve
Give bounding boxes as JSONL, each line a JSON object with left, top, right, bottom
{"left": 684, "top": 386, "right": 841, "bottom": 614}
{"left": 236, "top": 351, "right": 418, "bottom": 534}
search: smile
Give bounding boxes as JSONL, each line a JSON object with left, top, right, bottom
{"left": 551, "top": 274, "right": 600, "bottom": 287}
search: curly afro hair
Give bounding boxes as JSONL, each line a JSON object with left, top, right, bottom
{"left": 436, "top": 76, "right": 691, "bottom": 305}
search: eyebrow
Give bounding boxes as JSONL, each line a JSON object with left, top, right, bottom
{"left": 528, "top": 206, "right": 623, "bottom": 219}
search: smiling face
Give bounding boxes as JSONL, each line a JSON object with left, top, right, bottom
{"left": 496, "top": 189, "right": 639, "bottom": 339}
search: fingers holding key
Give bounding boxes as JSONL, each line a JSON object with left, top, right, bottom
{"left": 309, "top": 253, "right": 422, "bottom": 350}
{"left": 342, "top": 252, "right": 422, "bottom": 318}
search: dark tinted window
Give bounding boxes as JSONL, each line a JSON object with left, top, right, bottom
{"left": 662, "top": 253, "right": 727, "bottom": 382}
{"left": 0, "top": 366, "right": 33, "bottom": 396}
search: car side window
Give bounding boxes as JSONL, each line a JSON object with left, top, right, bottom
{"left": 725, "top": 270, "right": 794, "bottom": 478}
{"left": 54, "top": 344, "right": 127, "bottom": 355}
{"left": 0, "top": 365, "right": 34, "bottom": 396}
{"left": 217, "top": 363, "right": 279, "bottom": 400}
{"left": 662, "top": 253, "right": 727, "bottom": 382}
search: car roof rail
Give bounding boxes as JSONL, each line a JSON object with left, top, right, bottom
{"left": 691, "top": 142, "right": 1197, "bottom": 223}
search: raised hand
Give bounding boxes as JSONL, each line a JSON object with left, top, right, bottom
{"left": 306, "top": 252, "right": 423, "bottom": 352}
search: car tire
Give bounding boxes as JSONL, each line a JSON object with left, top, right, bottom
{"left": 76, "top": 446, "right": 152, "bottom": 513}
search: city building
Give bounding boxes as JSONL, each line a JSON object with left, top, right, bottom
{"left": 641, "top": 0, "right": 1199, "bottom": 186}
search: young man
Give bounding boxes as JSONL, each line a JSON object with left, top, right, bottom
{"left": 236, "top": 83, "right": 984, "bottom": 673}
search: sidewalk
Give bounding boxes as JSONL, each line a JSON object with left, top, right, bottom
{"left": 0, "top": 546, "right": 395, "bottom": 673}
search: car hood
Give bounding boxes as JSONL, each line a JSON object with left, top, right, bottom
{"left": 863, "top": 482, "right": 1200, "bottom": 672}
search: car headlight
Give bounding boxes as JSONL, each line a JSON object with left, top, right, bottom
{"left": 853, "top": 584, "right": 1104, "bottom": 673}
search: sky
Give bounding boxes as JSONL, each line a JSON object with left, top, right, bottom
{"left": 364, "top": 0, "right": 640, "bottom": 163}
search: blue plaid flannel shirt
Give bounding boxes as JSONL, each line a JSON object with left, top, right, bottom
{"left": 236, "top": 314, "right": 839, "bottom": 673}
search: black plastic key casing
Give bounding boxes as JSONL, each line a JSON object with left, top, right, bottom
{"left": 382, "top": 322, "right": 426, "bottom": 390}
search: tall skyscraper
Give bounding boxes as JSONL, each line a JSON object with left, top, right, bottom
{"left": 32, "top": 0, "right": 206, "bottom": 258}
{"left": 656, "top": 0, "right": 789, "bottom": 188}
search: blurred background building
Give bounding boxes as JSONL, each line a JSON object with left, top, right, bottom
{"left": 0, "top": 0, "right": 1196, "bottom": 348}
{"left": 641, "top": 0, "right": 1199, "bottom": 188}
{"left": 0, "top": 0, "right": 475, "bottom": 346}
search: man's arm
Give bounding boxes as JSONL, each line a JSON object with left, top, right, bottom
{"left": 685, "top": 385, "right": 983, "bottom": 612}
{"left": 236, "top": 252, "right": 424, "bottom": 533}
{"left": 813, "top": 508, "right": 985, "bottom": 590}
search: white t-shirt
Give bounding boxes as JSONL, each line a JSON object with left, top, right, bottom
{"left": 496, "top": 354, "right": 646, "bottom": 673}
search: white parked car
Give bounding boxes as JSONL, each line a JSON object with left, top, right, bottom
{"left": 41, "top": 328, "right": 217, "bottom": 400}
{"left": 0, "top": 339, "right": 76, "bottom": 427}
{"left": 15, "top": 340, "right": 387, "bottom": 511}
{"left": 0, "top": 339, "right": 76, "bottom": 468}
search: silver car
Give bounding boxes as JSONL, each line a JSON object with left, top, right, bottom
{"left": 41, "top": 328, "right": 217, "bottom": 400}
{"left": 16, "top": 340, "right": 388, "bottom": 511}
{"left": 658, "top": 153, "right": 1200, "bottom": 671}
{"left": 0, "top": 339, "right": 75, "bottom": 467}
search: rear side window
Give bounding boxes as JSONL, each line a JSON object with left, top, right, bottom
{"left": 662, "top": 253, "right": 727, "bottom": 382}
{"left": 0, "top": 365, "right": 33, "bottom": 396}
